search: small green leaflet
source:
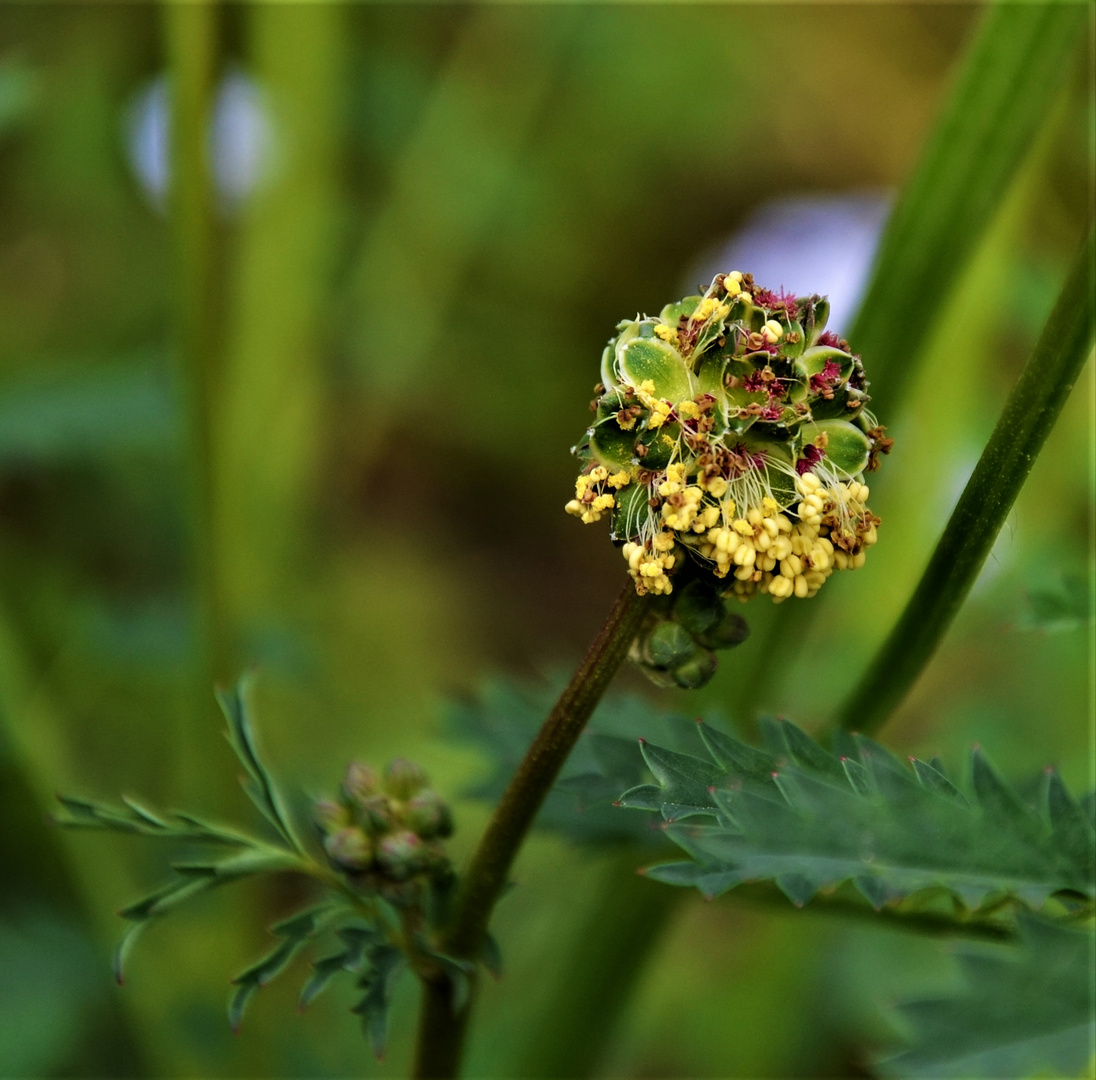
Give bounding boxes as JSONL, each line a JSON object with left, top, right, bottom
{"left": 216, "top": 673, "right": 304, "bottom": 853}
{"left": 351, "top": 944, "right": 407, "bottom": 1061}
{"left": 228, "top": 904, "right": 337, "bottom": 1033}
{"left": 877, "top": 916, "right": 1095, "bottom": 1079}
{"left": 621, "top": 718, "right": 1095, "bottom": 915}
{"left": 54, "top": 794, "right": 257, "bottom": 846}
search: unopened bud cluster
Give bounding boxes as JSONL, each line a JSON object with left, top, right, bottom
{"left": 631, "top": 579, "right": 749, "bottom": 689}
{"left": 314, "top": 759, "right": 453, "bottom": 901}
{"left": 567, "top": 273, "right": 892, "bottom": 601}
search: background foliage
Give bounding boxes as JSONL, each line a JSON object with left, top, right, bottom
{"left": 0, "top": 5, "right": 1092, "bottom": 1078}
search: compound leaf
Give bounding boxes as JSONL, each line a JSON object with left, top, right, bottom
{"left": 624, "top": 720, "right": 1095, "bottom": 917}
{"left": 877, "top": 916, "right": 1095, "bottom": 1078}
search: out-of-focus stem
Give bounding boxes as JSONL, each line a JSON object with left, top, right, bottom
{"left": 837, "top": 227, "right": 1095, "bottom": 734}
{"left": 512, "top": 848, "right": 685, "bottom": 1079}
{"left": 163, "top": 1, "right": 229, "bottom": 799}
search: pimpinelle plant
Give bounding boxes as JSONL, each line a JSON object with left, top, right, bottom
{"left": 50, "top": 10, "right": 1094, "bottom": 1075}
{"left": 59, "top": 222, "right": 1095, "bottom": 1078}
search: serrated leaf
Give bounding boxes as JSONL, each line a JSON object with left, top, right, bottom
{"left": 635, "top": 741, "right": 724, "bottom": 820}
{"left": 216, "top": 674, "right": 302, "bottom": 853}
{"left": 627, "top": 722, "right": 1096, "bottom": 916}
{"left": 228, "top": 982, "right": 259, "bottom": 1035}
{"left": 299, "top": 952, "right": 354, "bottom": 1010}
{"left": 55, "top": 792, "right": 260, "bottom": 846}
{"left": 841, "top": 757, "right": 873, "bottom": 797}
{"left": 352, "top": 945, "right": 406, "bottom": 1060}
{"left": 172, "top": 849, "right": 302, "bottom": 881}
{"left": 911, "top": 759, "right": 967, "bottom": 804}
{"left": 117, "top": 877, "right": 212, "bottom": 922}
{"left": 877, "top": 917, "right": 1096, "bottom": 1078}
{"left": 696, "top": 720, "right": 774, "bottom": 780}
{"left": 228, "top": 903, "right": 337, "bottom": 1032}
{"left": 446, "top": 676, "right": 735, "bottom": 847}
{"left": 1044, "top": 769, "right": 1096, "bottom": 872}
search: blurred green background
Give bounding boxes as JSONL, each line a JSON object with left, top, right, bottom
{"left": 0, "top": 4, "right": 1091, "bottom": 1078}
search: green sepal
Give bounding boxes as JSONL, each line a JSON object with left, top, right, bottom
{"left": 799, "top": 419, "right": 871, "bottom": 475}
{"left": 659, "top": 296, "right": 700, "bottom": 327}
{"left": 610, "top": 481, "right": 650, "bottom": 541}
{"left": 634, "top": 423, "right": 679, "bottom": 470}
{"left": 801, "top": 345, "right": 854, "bottom": 382}
{"left": 616, "top": 335, "right": 692, "bottom": 402}
{"left": 777, "top": 320, "right": 806, "bottom": 360}
{"left": 643, "top": 621, "right": 697, "bottom": 669}
{"left": 672, "top": 580, "right": 723, "bottom": 636}
{"left": 671, "top": 646, "right": 717, "bottom": 690}
{"left": 695, "top": 353, "right": 727, "bottom": 398}
{"left": 695, "top": 609, "right": 749, "bottom": 651}
{"left": 588, "top": 418, "right": 634, "bottom": 470}
{"left": 804, "top": 297, "right": 830, "bottom": 345}
{"left": 805, "top": 385, "right": 853, "bottom": 421}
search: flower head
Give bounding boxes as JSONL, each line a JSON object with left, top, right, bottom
{"left": 568, "top": 273, "right": 891, "bottom": 603}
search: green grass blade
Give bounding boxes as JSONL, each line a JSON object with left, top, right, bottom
{"left": 851, "top": 1, "right": 1087, "bottom": 417}
{"left": 838, "top": 227, "right": 1095, "bottom": 734}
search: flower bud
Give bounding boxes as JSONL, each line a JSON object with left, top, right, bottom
{"left": 697, "top": 608, "right": 750, "bottom": 651}
{"left": 383, "top": 758, "right": 429, "bottom": 800}
{"left": 323, "top": 827, "right": 373, "bottom": 872}
{"left": 643, "top": 620, "right": 697, "bottom": 670}
{"left": 375, "top": 829, "right": 426, "bottom": 882}
{"left": 403, "top": 790, "right": 454, "bottom": 840}
{"left": 313, "top": 798, "right": 351, "bottom": 835}
{"left": 343, "top": 761, "right": 380, "bottom": 804}
{"left": 355, "top": 792, "right": 397, "bottom": 836}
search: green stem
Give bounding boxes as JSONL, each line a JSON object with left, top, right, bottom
{"left": 836, "top": 227, "right": 1095, "bottom": 735}
{"left": 512, "top": 849, "right": 684, "bottom": 1079}
{"left": 849, "top": 1, "right": 1087, "bottom": 419}
{"left": 163, "top": 1, "right": 230, "bottom": 801}
{"left": 412, "top": 580, "right": 650, "bottom": 1079}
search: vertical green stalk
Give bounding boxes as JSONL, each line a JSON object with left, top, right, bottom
{"left": 837, "top": 227, "right": 1095, "bottom": 735}
{"left": 163, "top": 1, "right": 228, "bottom": 799}
{"left": 511, "top": 850, "right": 684, "bottom": 1079}
{"left": 0, "top": 617, "right": 149, "bottom": 1076}
{"left": 413, "top": 582, "right": 650, "bottom": 1079}
{"left": 850, "top": 1, "right": 1087, "bottom": 419}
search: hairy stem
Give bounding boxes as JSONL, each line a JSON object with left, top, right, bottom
{"left": 412, "top": 581, "right": 649, "bottom": 1079}
{"left": 837, "top": 227, "right": 1095, "bottom": 734}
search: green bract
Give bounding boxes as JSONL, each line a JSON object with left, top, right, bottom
{"left": 567, "top": 272, "right": 892, "bottom": 605}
